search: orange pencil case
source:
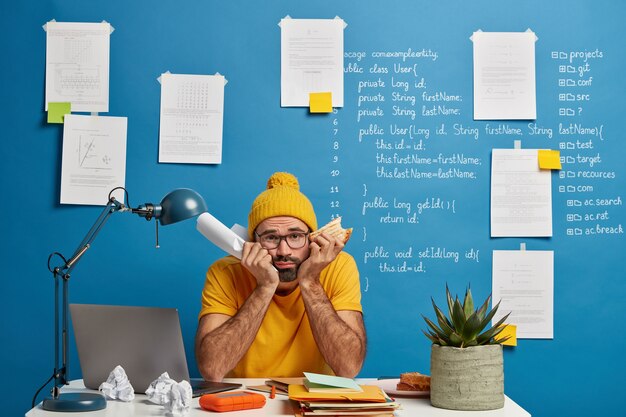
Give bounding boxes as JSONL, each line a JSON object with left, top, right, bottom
{"left": 199, "top": 390, "right": 266, "bottom": 412}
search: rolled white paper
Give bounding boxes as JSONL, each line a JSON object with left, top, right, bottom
{"left": 230, "top": 223, "right": 249, "bottom": 241}
{"left": 196, "top": 212, "right": 245, "bottom": 259}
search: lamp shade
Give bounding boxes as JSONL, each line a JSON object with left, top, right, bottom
{"left": 158, "top": 188, "right": 208, "bottom": 225}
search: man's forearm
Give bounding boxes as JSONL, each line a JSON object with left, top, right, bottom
{"left": 299, "top": 280, "right": 366, "bottom": 377}
{"left": 196, "top": 285, "right": 275, "bottom": 380}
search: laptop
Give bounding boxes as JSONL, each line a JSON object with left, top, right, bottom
{"left": 69, "top": 304, "right": 241, "bottom": 397}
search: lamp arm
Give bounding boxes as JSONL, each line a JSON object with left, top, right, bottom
{"left": 130, "top": 207, "right": 155, "bottom": 218}
{"left": 47, "top": 196, "right": 127, "bottom": 396}
{"left": 60, "top": 197, "right": 126, "bottom": 276}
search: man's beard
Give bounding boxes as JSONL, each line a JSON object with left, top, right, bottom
{"left": 273, "top": 255, "right": 301, "bottom": 282}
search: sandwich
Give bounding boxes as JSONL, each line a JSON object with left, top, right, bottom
{"left": 309, "top": 217, "right": 353, "bottom": 244}
{"left": 396, "top": 372, "right": 430, "bottom": 392}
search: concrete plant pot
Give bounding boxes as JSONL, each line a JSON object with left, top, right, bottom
{"left": 430, "top": 344, "right": 504, "bottom": 410}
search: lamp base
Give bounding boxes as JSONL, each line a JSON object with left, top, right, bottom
{"left": 42, "top": 392, "right": 107, "bottom": 412}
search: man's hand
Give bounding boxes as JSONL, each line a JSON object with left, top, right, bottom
{"left": 298, "top": 232, "right": 344, "bottom": 284}
{"left": 240, "top": 241, "right": 279, "bottom": 290}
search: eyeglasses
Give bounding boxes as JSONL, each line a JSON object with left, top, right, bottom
{"left": 254, "top": 231, "right": 309, "bottom": 249}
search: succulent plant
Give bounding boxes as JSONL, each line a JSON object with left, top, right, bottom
{"left": 423, "top": 285, "right": 511, "bottom": 347}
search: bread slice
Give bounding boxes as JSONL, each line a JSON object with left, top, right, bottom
{"left": 397, "top": 372, "right": 430, "bottom": 391}
{"left": 309, "top": 217, "right": 353, "bottom": 244}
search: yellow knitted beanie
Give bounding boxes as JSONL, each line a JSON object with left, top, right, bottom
{"left": 248, "top": 172, "right": 318, "bottom": 239}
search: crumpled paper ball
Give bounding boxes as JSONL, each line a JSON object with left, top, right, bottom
{"left": 165, "top": 380, "right": 192, "bottom": 414}
{"left": 98, "top": 365, "right": 135, "bottom": 401}
{"left": 145, "top": 372, "right": 177, "bottom": 405}
{"left": 146, "top": 372, "right": 192, "bottom": 414}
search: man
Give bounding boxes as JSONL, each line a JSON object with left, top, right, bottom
{"left": 195, "top": 172, "right": 366, "bottom": 380}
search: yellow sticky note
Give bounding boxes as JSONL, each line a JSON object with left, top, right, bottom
{"left": 48, "top": 102, "right": 72, "bottom": 124}
{"left": 309, "top": 92, "right": 332, "bottom": 113}
{"left": 498, "top": 324, "right": 517, "bottom": 346}
{"left": 538, "top": 149, "right": 562, "bottom": 170}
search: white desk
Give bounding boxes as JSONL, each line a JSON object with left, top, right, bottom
{"left": 27, "top": 379, "right": 531, "bottom": 417}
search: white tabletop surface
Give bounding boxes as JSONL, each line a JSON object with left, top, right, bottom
{"left": 27, "top": 379, "right": 531, "bottom": 417}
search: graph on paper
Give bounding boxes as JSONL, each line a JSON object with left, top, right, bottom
{"left": 60, "top": 115, "right": 127, "bottom": 205}
{"left": 79, "top": 134, "right": 113, "bottom": 170}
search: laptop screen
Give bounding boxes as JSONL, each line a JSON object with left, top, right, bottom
{"left": 70, "top": 304, "right": 192, "bottom": 393}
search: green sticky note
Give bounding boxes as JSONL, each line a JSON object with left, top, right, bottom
{"left": 48, "top": 102, "right": 72, "bottom": 124}
{"left": 538, "top": 149, "right": 562, "bottom": 170}
{"left": 309, "top": 92, "right": 333, "bottom": 113}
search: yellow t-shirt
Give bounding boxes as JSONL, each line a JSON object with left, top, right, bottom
{"left": 198, "top": 251, "right": 362, "bottom": 377}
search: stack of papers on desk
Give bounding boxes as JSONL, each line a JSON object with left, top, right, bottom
{"left": 289, "top": 384, "right": 387, "bottom": 402}
{"left": 289, "top": 379, "right": 398, "bottom": 417}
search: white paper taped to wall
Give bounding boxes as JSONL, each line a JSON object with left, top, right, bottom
{"left": 196, "top": 212, "right": 245, "bottom": 259}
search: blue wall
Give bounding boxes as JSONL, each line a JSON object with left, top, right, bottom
{"left": 2, "top": 1, "right": 624, "bottom": 416}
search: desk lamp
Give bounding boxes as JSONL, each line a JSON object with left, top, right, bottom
{"left": 36, "top": 187, "right": 207, "bottom": 412}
